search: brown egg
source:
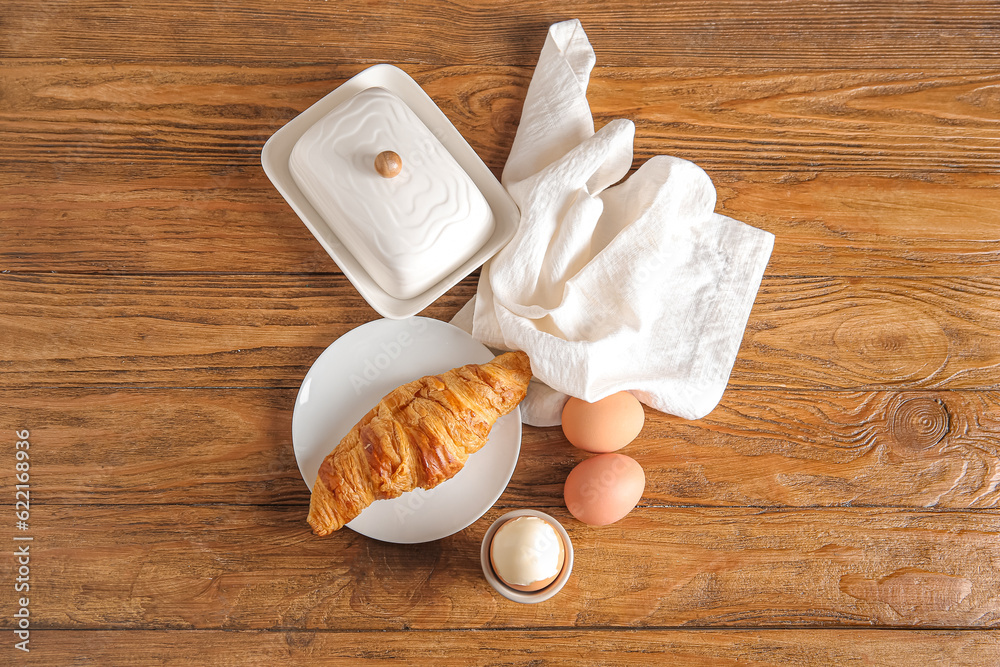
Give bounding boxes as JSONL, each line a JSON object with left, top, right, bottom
{"left": 563, "top": 453, "right": 645, "bottom": 526}
{"left": 561, "top": 392, "right": 645, "bottom": 453}
{"left": 489, "top": 516, "right": 566, "bottom": 592}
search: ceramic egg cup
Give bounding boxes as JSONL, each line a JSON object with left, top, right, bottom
{"left": 480, "top": 509, "right": 574, "bottom": 604}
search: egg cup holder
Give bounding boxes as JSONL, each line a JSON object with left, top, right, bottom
{"left": 480, "top": 509, "right": 574, "bottom": 603}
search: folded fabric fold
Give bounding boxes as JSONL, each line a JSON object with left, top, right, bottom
{"left": 452, "top": 19, "right": 774, "bottom": 426}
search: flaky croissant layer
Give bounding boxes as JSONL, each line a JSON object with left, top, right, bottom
{"left": 308, "top": 351, "right": 532, "bottom": 536}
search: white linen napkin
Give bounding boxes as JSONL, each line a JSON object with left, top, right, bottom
{"left": 452, "top": 19, "right": 774, "bottom": 426}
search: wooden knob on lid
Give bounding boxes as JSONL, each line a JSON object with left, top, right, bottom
{"left": 374, "top": 150, "right": 402, "bottom": 178}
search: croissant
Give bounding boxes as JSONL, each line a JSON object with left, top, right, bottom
{"left": 307, "top": 350, "right": 532, "bottom": 536}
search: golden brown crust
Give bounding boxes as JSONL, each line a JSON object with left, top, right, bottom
{"left": 307, "top": 351, "right": 532, "bottom": 535}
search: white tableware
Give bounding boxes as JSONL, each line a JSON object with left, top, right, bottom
{"left": 288, "top": 87, "right": 496, "bottom": 301}
{"left": 262, "top": 64, "right": 520, "bottom": 319}
{"left": 480, "top": 509, "right": 574, "bottom": 603}
{"left": 292, "top": 317, "right": 522, "bottom": 543}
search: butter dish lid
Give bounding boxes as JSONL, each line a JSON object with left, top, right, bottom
{"left": 262, "top": 65, "right": 519, "bottom": 318}
{"left": 288, "top": 87, "right": 495, "bottom": 301}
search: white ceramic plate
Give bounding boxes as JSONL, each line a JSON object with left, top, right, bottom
{"left": 261, "top": 64, "right": 520, "bottom": 319}
{"left": 292, "top": 317, "right": 521, "bottom": 543}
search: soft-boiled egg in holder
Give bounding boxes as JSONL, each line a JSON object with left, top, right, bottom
{"left": 480, "top": 509, "right": 574, "bottom": 603}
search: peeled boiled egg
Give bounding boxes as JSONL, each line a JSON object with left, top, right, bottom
{"left": 489, "top": 516, "right": 566, "bottom": 592}
{"left": 561, "top": 392, "right": 645, "bottom": 453}
{"left": 563, "top": 453, "right": 645, "bottom": 526}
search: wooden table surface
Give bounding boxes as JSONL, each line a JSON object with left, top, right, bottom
{"left": 4, "top": 1, "right": 1000, "bottom": 664}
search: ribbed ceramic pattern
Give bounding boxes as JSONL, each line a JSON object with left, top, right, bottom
{"left": 289, "top": 87, "right": 494, "bottom": 299}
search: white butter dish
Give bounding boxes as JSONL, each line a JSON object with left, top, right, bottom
{"left": 262, "top": 65, "right": 519, "bottom": 318}
{"left": 289, "top": 87, "right": 495, "bottom": 300}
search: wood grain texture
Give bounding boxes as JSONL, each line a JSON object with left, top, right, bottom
{"left": 4, "top": 274, "right": 1000, "bottom": 390}
{"left": 5, "top": 61, "right": 1000, "bottom": 281}
{"left": 742, "top": 277, "right": 1000, "bottom": 390}
{"left": 713, "top": 172, "right": 1000, "bottom": 277}
{"left": 5, "top": 0, "right": 1000, "bottom": 660}
{"left": 3, "top": 1, "right": 1000, "bottom": 68}
{"left": 7, "top": 387, "right": 1000, "bottom": 510}
{"left": 5, "top": 62, "right": 1000, "bottom": 172}
{"left": 18, "top": 629, "right": 1000, "bottom": 666}
{"left": 4, "top": 168, "right": 1000, "bottom": 276}
{"left": 2, "top": 505, "right": 997, "bottom": 630}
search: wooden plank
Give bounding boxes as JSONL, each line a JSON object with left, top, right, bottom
{"left": 2, "top": 505, "right": 997, "bottom": 629}
{"left": 4, "top": 62, "right": 1000, "bottom": 173}
{"left": 5, "top": 387, "right": 1000, "bottom": 510}
{"left": 713, "top": 172, "right": 1000, "bottom": 277}
{"left": 4, "top": 167, "right": 999, "bottom": 276}
{"left": 19, "top": 629, "right": 1000, "bottom": 666}
{"left": 0, "top": 167, "right": 336, "bottom": 274}
{"left": 742, "top": 277, "right": 1000, "bottom": 390}
{"left": 4, "top": 274, "right": 1000, "bottom": 390}
{"left": 0, "top": 272, "right": 415, "bottom": 387}
{"left": 2, "top": 1, "right": 999, "bottom": 68}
